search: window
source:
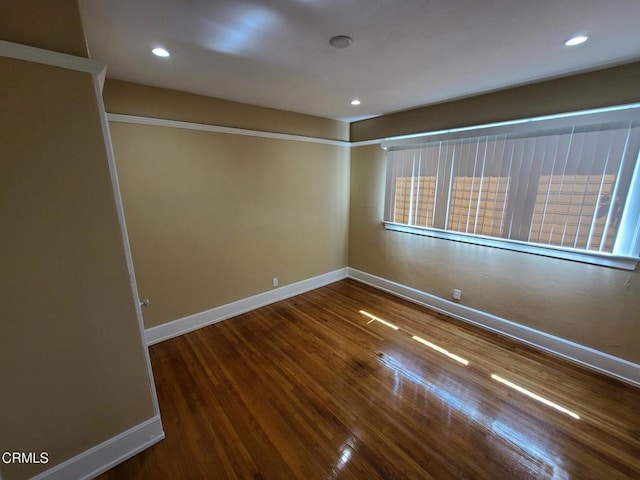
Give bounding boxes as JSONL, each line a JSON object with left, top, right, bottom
{"left": 382, "top": 105, "right": 640, "bottom": 269}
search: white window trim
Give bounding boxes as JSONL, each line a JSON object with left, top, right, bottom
{"left": 383, "top": 222, "right": 638, "bottom": 270}
{"left": 381, "top": 103, "right": 640, "bottom": 271}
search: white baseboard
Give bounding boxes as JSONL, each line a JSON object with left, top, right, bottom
{"left": 31, "top": 416, "right": 164, "bottom": 480}
{"left": 348, "top": 268, "right": 640, "bottom": 388}
{"left": 145, "top": 268, "right": 349, "bottom": 345}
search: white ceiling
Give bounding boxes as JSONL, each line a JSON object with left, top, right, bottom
{"left": 79, "top": 0, "right": 640, "bottom": 122}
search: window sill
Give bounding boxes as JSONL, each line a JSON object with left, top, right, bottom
{"left": 383, "top": 222, "right": 639, "bottom": 271}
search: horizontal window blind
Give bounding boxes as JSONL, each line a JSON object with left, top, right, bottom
{"left": 383, "top": 105, "right": 640, "bottom": 265}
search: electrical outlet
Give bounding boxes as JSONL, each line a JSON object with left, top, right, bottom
{"left": 272, "top": 277, "right": 279, "bottom": 287}
{"left": 452, "top": 288, "right": 462, "bottom": 300}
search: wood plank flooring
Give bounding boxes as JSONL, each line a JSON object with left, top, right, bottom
{"left": 96, "top": 279, "right": 640, "bottom": 479}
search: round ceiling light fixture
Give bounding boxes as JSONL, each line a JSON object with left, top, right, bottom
{"left": 152, "top": 47, "right": 171, "bottom": 57}
{"left": 563, "top": 34, "right": 589, "bottom": 47}
{"left": 350, "top": 99, "right": 361, "bottom": 106}
{"left": 329, "top": 35, "right": 353, "bottom": 49}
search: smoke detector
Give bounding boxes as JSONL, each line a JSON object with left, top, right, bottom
{"left": 329, "top": 35, "right": 353, "bottom": 49}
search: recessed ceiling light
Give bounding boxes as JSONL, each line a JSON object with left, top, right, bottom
{"left": 350, "top": 99, "right": 361, "bottom": 106}
{"left": 330, "top": 35, "right": 353, "bottom": 49}
{"left": 152, "top": 47, "right": 170, "bottom": 57}
{"left": 563, "top": 34, "right": 589, "bottom": 47}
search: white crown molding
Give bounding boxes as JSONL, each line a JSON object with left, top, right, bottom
{"left": 347, "top": 267, "right": 640, "bottom": 388}
{"left": 0, "top": 40, "right": 105, "bottom": 77}
{"left": 0, "top": 39, "right": 373, "bottom": 145}
{"left": 350, "top": 139, "right": 384, "bottom": 147}
{"left": 31, "top": 416, "right": 164, "bottom": 480}
{"left": 145, "top": 268, "right": 349, "bottom": 345}
{"left": 107, "top": 113, "right": 352, "bottom": 147}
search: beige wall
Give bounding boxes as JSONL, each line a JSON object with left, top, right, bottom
{"left": 0, "top": 56, "right": 157, "bottom": 480}
{"left": 0, "top": 0, "right": 88, "bottom": 57}
{"left": 2, "top": 4, "right": 635, "bottom": 479}
{"left": 108, "top": 121, "right": 350, "bottom": 328}
{"left": 105, "top": 79, "right": 349, "bottom": 141}
{"left": 1, "top": 3, "right": 157, "bottom": 479}
{"left": 349, "top": 143, "right": 639, "bottom": 364}
{"left": 349, "top": 62, "right": 640, "bottom": 365}
{"left": 108, "top": 60, "right": 639, "bottom": 359}
{"left": 104, "top": 73, "right": 350, "bottom": 331}
{"left": 351, "top": 61, "right": 640, "bottom": 142}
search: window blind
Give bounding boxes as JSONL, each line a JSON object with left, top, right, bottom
{"left": 382, "top": 105, "right": 640, "bottom": 266}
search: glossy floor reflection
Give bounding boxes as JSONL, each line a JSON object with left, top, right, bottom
{"left": 97, "top": 279, "right": 640, "bottom": 480}
{"left": 375, "top": 351, "right": 571, "bottom": 478}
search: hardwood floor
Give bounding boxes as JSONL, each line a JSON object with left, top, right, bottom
{"left": 97, "top": 279, "right": 640, "bottom": 479}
